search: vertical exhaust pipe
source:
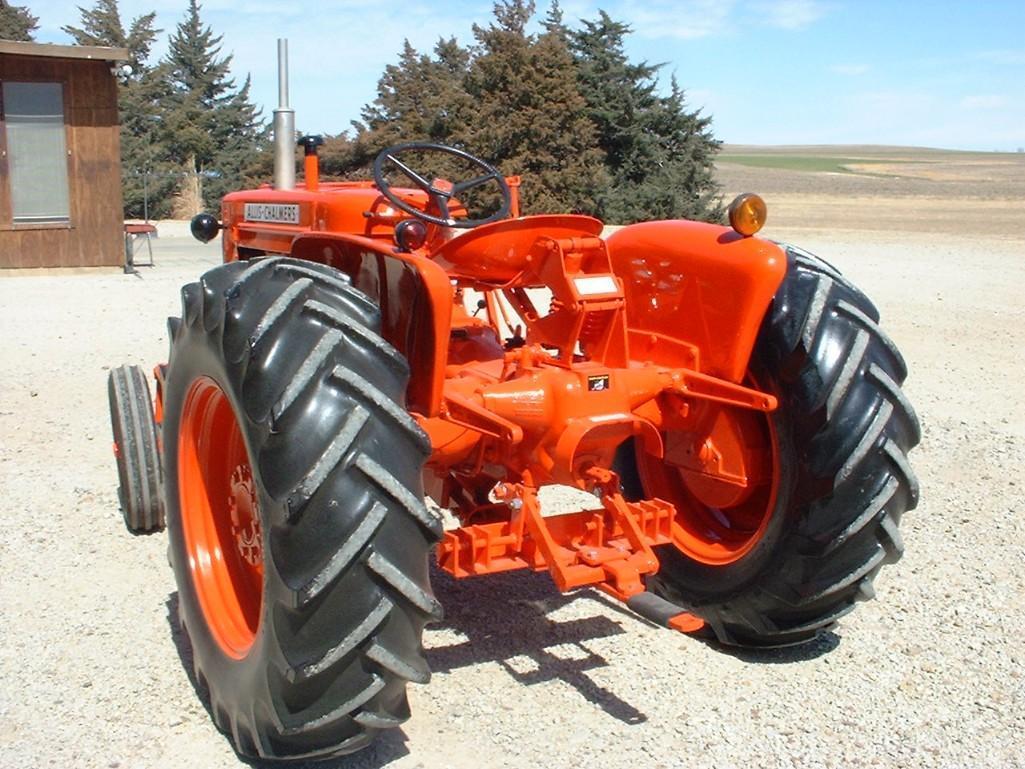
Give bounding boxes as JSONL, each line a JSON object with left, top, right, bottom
{"left": 273, "top": 39, "right": 295, "bottom": 190}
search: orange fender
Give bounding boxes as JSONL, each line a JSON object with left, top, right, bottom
{"left": 606, "top": 220, "right": 786, "bottom": 382}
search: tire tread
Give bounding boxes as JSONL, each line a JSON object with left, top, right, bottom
{"left": 164, "top": 257, "right": 438, "bottom": 760}
{"left": 648, "top": 245, "right": 919, "bottom": 648}
{"left": 107, "top": 364, "right": 163, "bottom": 533}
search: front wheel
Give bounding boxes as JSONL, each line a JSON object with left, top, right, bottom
{"left": 621, "top": 246, "right": 920, "bottom": 647}
{"left": 162, "top": 257, "right": 442, "bottom": 760}
{"left": 108, "top": 364, "right": 164, "bottom": 533}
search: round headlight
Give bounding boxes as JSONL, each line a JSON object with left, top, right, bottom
{"left": 190, "top": 213, "right": 221, "bottom": 243}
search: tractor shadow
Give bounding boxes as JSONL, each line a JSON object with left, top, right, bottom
{"left": 165, "top": 594, "right": 412, "bottom": 769}
{"left": 426, "top": 565, "right": 842, "bottom": 712}
{"left": 165, "top": 572, "right": 840, "bottom": 766}
{"left": 425, "top": 565, "right": 648, "bottom": 725}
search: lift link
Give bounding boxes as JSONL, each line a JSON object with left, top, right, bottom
{"left": 582, "top": 467, "right": 659, "bottom": 600}
{"left": 586, "top": 472, "right": 708, "bottom": 634}
{"left": 490, "top": 475, "right": 706, "bottom": 633}
{"left": 491, "top": 477, "right": 667, "bottom": 599}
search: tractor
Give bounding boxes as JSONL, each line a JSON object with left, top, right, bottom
{"left": 106, "top": 44, "right": 919, "bottom": 764}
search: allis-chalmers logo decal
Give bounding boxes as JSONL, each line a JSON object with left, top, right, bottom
{"left": 243, "top": 203, "right": 300, "bottom": 224}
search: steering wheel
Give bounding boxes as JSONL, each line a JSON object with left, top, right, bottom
{"left": 373, "top": 142, "right": 512, "bottom": 228}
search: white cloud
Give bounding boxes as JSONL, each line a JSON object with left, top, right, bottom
{"left": 804, "top": 87, "right": 1025, "bottom": 150}
{"left": 617, "top": 0, "right": 738, "bottom": 40}
{"left": 44, "top": 0, "right": 1023, "bottom": 150}
{"left": 751, "top": 0, "right": 827, "bottom": 30}
{"left": 594, "top": 0, "right": 828, "bottom": 39}
{"left": 36, "top": 0, "right": 495, "bottom": 133}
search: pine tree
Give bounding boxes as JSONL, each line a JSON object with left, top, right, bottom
{"left": 63, "top": 0, "right": 167, "bottom": 218}
{"left": 317, "top": 132, "right": 360, "bottom": 179}
{"left": 0, "top": 1, "right": 37, "bottom": 41}
{"left": 541, "top": 0, "right": 566, "bottom": 36}
{"left": 62, "top": 0, "right": 156, "bottom": 72}
{"left": 158, "top": 0, "right": 267, "bottom": 214}
{"left": 331, "top": 1, "right": 719, "bottom": 222}
{"left": 360, "top": 38, "right": 474, "bottom": 149}
{"left": 569, "top": 11, "right": 721, "bottom": 222}
{"left": 467, "top": 0, "right": 606, "bottom": 214}
{"left": 645, "top": 76, "right": 723, "bottom": 222}
{"left": 336, "top": 36, "right": 477, "bottom": 184}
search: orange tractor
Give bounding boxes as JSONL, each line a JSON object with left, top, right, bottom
{"left": 107, "top": 48, "right": 918, "bottom": 764}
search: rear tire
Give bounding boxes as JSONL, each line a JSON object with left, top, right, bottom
{"left": 622, "top": 245, "right": 920, "bottom": 647}
{"left": 162, "top": 257, "right": 442, "bottom": 760}
{"left": 108, "top": 364, "right": 163, "bottom": 533}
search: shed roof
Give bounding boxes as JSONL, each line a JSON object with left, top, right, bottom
{"left": 0, "top": 40, "right": 129, "bottom": 62}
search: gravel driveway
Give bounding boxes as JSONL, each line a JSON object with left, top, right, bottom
{"left": 1, "top": 226, "right": 1022, "bottom": 768}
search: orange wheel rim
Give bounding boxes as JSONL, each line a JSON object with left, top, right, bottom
{"left": 640, "top": 399, "right": 780, "bottom": 566}
{"left": 178, "top": 377, "right": 263, "bottom": 659}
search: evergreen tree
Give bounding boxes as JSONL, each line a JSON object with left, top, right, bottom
{"left": 0, "top": 1, "right": 37, "bottom": 41}
{"left": 157, "top": 0, "right": 267, "bottom": 214}
{"left": 569, "top": 11, "right": 721, "bottom": 222}
{"left": 62, "top": 0, "right": 156, "bottom": 72}
{"left": 541, "top": 0, "right": 567, "bottom": 36}
{"left": 646, "top": 76, "right": 723, "bottom": 221}
{"left": 338, "top": 2, "right": 604, "bottom": 215}
{"left": 467, "top": 0, "right": 606, "bottom": 214}
{"left": 329, "top": 1, "right": 719, "bottom": 222}
{"left": 63, "top": 0, "right": 167, "bottom": 218}
{"left": 334, "top": 36, "right": 477, "bottom": 184}
{"left": 360, "top": 38, "right": 474, "bottom": 148}
{"left": 317, "top": 131, "right": 360, "bottom": 179}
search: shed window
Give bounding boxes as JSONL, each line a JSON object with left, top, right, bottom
{"left": 2, "top": 82, "right": 71, "bottom": 225}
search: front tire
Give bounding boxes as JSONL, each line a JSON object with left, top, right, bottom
{"left": 162, "top": 257, "right": 442, "bottom": 760}
{"left": 108, "top": 364, "right": 164, "bottom": 533}
{"left": 623, "top": 246, "right": 920, "bottom": 647}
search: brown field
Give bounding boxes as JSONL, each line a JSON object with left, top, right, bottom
{"left": 716, "top": 145, "right": 1025, "bottom": 239}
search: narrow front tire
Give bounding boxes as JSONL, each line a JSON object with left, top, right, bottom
{"left": 108, "top": 364, "right": 164, "bottom": 533}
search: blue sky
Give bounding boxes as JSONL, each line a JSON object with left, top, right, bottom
{"left": 33, "top": 0, "right": 1025, "bottom": 150}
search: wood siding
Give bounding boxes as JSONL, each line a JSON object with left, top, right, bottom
{"left": 0, "top": 54, "right": 124, "bottom": 268}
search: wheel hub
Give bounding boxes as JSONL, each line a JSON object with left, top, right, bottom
{"left": 638, "top": 400, "right": 779, "bottom": 565}
{"left": 229, "top": 463, "right": 263, "bottom": 567}
{"left": 177, "top": 377, "right": 263, "bottom": 659}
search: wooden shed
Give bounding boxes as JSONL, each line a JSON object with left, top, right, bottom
{"left": 0, "top": 40, "right": 128, "bottom": 269}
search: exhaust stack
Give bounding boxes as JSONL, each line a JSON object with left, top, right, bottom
{"left": 272, "top": 39, "right": 295, "bottom": 190}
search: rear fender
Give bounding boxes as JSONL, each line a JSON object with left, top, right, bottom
{"left": 606, "top": 220, "right": 786, "bottom": 382}
{"left": 290, "top": 233, "right": 451, "bottom": 417}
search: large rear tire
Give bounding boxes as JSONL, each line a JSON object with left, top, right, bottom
{"left": 162, "top": 257, "right": 442, "bottom": 760}
{"left": 621, "top": 245, "right": 920, "bottom": 647}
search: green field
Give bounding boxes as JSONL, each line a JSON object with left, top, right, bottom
{"left": 717, "top": 154, "right": 903, "bottom": 173}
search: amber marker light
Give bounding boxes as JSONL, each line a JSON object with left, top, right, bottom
{"left": 728, "top": 193, "right": 768, "bottom": 237}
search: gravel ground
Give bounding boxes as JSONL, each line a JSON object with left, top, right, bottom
{"left": 1, "top": 225, "right": 1023, "bottom": 769}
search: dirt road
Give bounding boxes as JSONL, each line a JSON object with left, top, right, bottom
{"left": 1, "top": 208, "right": 1023, "bottom": 767}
